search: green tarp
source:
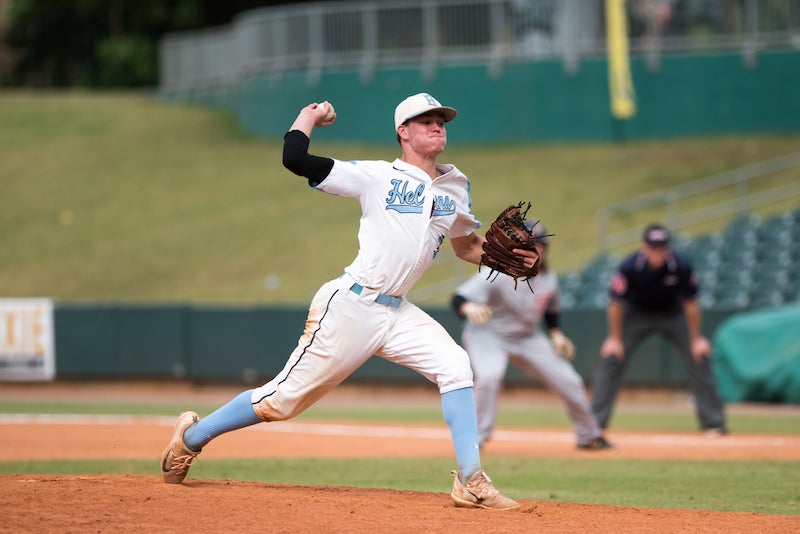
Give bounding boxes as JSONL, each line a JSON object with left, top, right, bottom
{"left": 713, "top": 304, "right": 800, "bottom": 404}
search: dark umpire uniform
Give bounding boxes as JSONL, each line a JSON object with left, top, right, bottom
{"left": 590, "top": 224, "right": 727, "bottom": 434}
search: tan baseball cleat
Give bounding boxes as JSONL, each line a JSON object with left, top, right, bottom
{"left": 160, "top": 411, "right": 201, "bottom": 484}
{"left": 450, "top": 469, "right": 520, "bottom": 510}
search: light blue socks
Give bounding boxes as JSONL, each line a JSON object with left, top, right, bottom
{"left": 182, "top": 386, "right": 482, "bottom": 483}
{"left": 441, "top": 386, "right": 482, "bottom": 482}
{"left": 183, "top": 389, "right": 262, "bottom": 451}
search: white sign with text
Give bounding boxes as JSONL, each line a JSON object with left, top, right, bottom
{"left": 0, "top": 299, "right": 55, "bottom": 381}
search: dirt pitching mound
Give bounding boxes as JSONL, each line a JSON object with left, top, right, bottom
{"left": 2, "top": 474, "right": 798, "bottom": 534}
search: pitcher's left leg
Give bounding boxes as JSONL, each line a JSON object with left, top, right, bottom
{"left": 379, "top": 302, "right": 519, "bottom": 509}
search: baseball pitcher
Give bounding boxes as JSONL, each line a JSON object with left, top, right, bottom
{"left": 160, "top": 93, "right": 540, "bottom": 510}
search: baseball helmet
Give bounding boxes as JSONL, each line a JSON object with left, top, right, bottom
{"left": 525, "top": 219, "right": 550, "bottom": 245}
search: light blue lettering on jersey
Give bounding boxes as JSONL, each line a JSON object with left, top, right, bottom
{"left": 385, "top": 179, "right": 425, "bottom": 213}
{"left": 432, "top": 195, "right": 456, "bottom": 216}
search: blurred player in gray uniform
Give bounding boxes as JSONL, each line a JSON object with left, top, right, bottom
{"left": 451, "top": 221, "right": 612, "bottom": 450}
{"left": 159, "top": 93, "right": 537, "bottom": 510}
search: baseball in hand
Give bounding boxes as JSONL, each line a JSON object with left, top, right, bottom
{"left": 322, "top": 101, "right": 335, "bottom": 121}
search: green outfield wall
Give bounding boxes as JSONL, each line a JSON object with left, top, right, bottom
{"left": 52, "top": 304, "right": 737, "bottom": 388}
{"left": 171, "top": 50, "right": 800, "bottom": 143}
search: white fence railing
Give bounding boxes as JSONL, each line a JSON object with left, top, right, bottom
{"left": 160, "top": 0, "right": 800, "bottom": 91}
{"left": 597, "top": 151, "right": 800, "bottom": 252}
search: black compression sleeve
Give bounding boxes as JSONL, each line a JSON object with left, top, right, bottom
{"left": 282, "top": 130, "right": 334, "bottom": 184}
{"left": 451, "top": 294, "right": 467, "bottom": 317}
{"left": 544, "top": 311, "right": 559, "bottom": 331}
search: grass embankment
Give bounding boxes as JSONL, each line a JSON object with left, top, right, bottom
{"left": 2, "top": 91, "right": 799, "bottom": 304}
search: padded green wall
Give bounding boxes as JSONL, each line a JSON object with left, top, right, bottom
{"left": 54, "top": 304, "right": 737, "bottom": 388}
{"left": 172, "top": 50, "right": 800, "bottom": 143}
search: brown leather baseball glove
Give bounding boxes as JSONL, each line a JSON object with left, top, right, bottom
{"left": 480, "top": 202, "right": 545, "bottom": 289}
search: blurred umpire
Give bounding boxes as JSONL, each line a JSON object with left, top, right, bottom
{"left": 590, "top": 223, "right": 728, "bottom": 435}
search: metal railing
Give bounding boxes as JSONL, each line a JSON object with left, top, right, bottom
{"left": 597, "top": 150, "right": 800, "bottom": 252}
{"left": 159, "top": 0, "right": 800, "bottom": 91}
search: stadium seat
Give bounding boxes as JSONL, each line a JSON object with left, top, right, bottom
{"left": 686, "top": 234, "right": 723, "bottom": 273}
{"left": 570, "top": 282, "right": 609, "bottom": 309}
{"left": 697, "top": 273, "right": 719, "bottom": 302}
{"left": 747, "top": 290, "right": 785, "bottom": 310}
{"left": 575, "top": 254, "right": 616, "bottom": 310}
{"left": 759, "top": 229, "right": 792, "bottom": 248}
{"left": 724, "top": 213, "right": 761, "bottom": 235}
{"left": 760, "top": 211, "right": 793, "bottom": 233}
{"left": 671, "top": 232, "right": 693, "bottom": 252}
{"left": 719, "top": 248, "right": 757, "bottom": 272}
{"left": 692, "top": 252, "right": 721, "bottom": 276}
{"left": 756, "top": 243, "right": 791, "bottom": 264}
{"left": 715, "top": 268, "right": 753, "bottom": 288}
{"left": 579, "top": 266, "right": 615, "bottom": 293}
{"left": 699, "top": 292, "right": 716, "bottom": 309}
{"left": 558, "top": 272, "right": 583, "bottom": 310}
{"left": 559, "top": 292, "right": 577, "bottom": 310}
{"left": 713, "top": 291, "right": 750, "bottom": 309}
{"left": 558, "top": 272, "right": 582, "bottom": 293}
{"left": 783, "top": 278, "right": 800, "bottom": 302}
{"left": 747, "top": 274, "right": 788, "bottom": 308}
{"left": 691, "top": 233, "right": 724, "bottom": 253}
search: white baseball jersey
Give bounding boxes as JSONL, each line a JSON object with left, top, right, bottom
{"left": 455, "top": 268, "right": 601, "bottom": 446}
{"left": 252, "top": 157, "right": 480, "bottom": 421}
{"left": 318, "top": 158, "right": 480, "bottom": 296}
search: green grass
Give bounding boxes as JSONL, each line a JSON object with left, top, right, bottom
{"left": 2, "top": 399, "right": 798, "bottom": 434}
{"left": 2, "top": 90, "right": 799, "bottom": 304}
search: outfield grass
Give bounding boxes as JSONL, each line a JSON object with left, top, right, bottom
{"left": 2, "top": 91, "right": 799, "bottom": 304}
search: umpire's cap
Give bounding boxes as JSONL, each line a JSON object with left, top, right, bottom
{"left": 525, "top": 219, "right": 550, "bottom": 245}
{"left": 643, "top": 223, "right": 670, "bottom": 246}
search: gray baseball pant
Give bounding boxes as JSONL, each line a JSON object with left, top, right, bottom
{"left": 464, "top": 326, "right": 601, "bottom": 447}
{"left": 590, "top": 306, "right": 727, "bottom": 430}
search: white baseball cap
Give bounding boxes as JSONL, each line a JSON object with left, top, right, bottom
{"left": 394, "top": 93, "right": 457, "bottom": 131}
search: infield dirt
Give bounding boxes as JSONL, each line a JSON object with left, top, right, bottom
{"left": 1, "top": 381, "right": 799, "bottom": 533}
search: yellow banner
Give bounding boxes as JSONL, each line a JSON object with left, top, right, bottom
{"left": 605, "top": 0, "right": 636, "bottom": 119}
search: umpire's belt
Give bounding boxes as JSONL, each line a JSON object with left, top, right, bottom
{"left": 349, "top": 282, "right": 403, "bottom": 308}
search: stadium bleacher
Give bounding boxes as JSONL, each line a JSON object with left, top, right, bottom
{"left": 560, "top": 207, "right": 800, "bottom": 311}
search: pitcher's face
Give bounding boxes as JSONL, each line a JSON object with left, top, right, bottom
{"left": 400, "top": 112, "right": 447, "bottom": 155}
